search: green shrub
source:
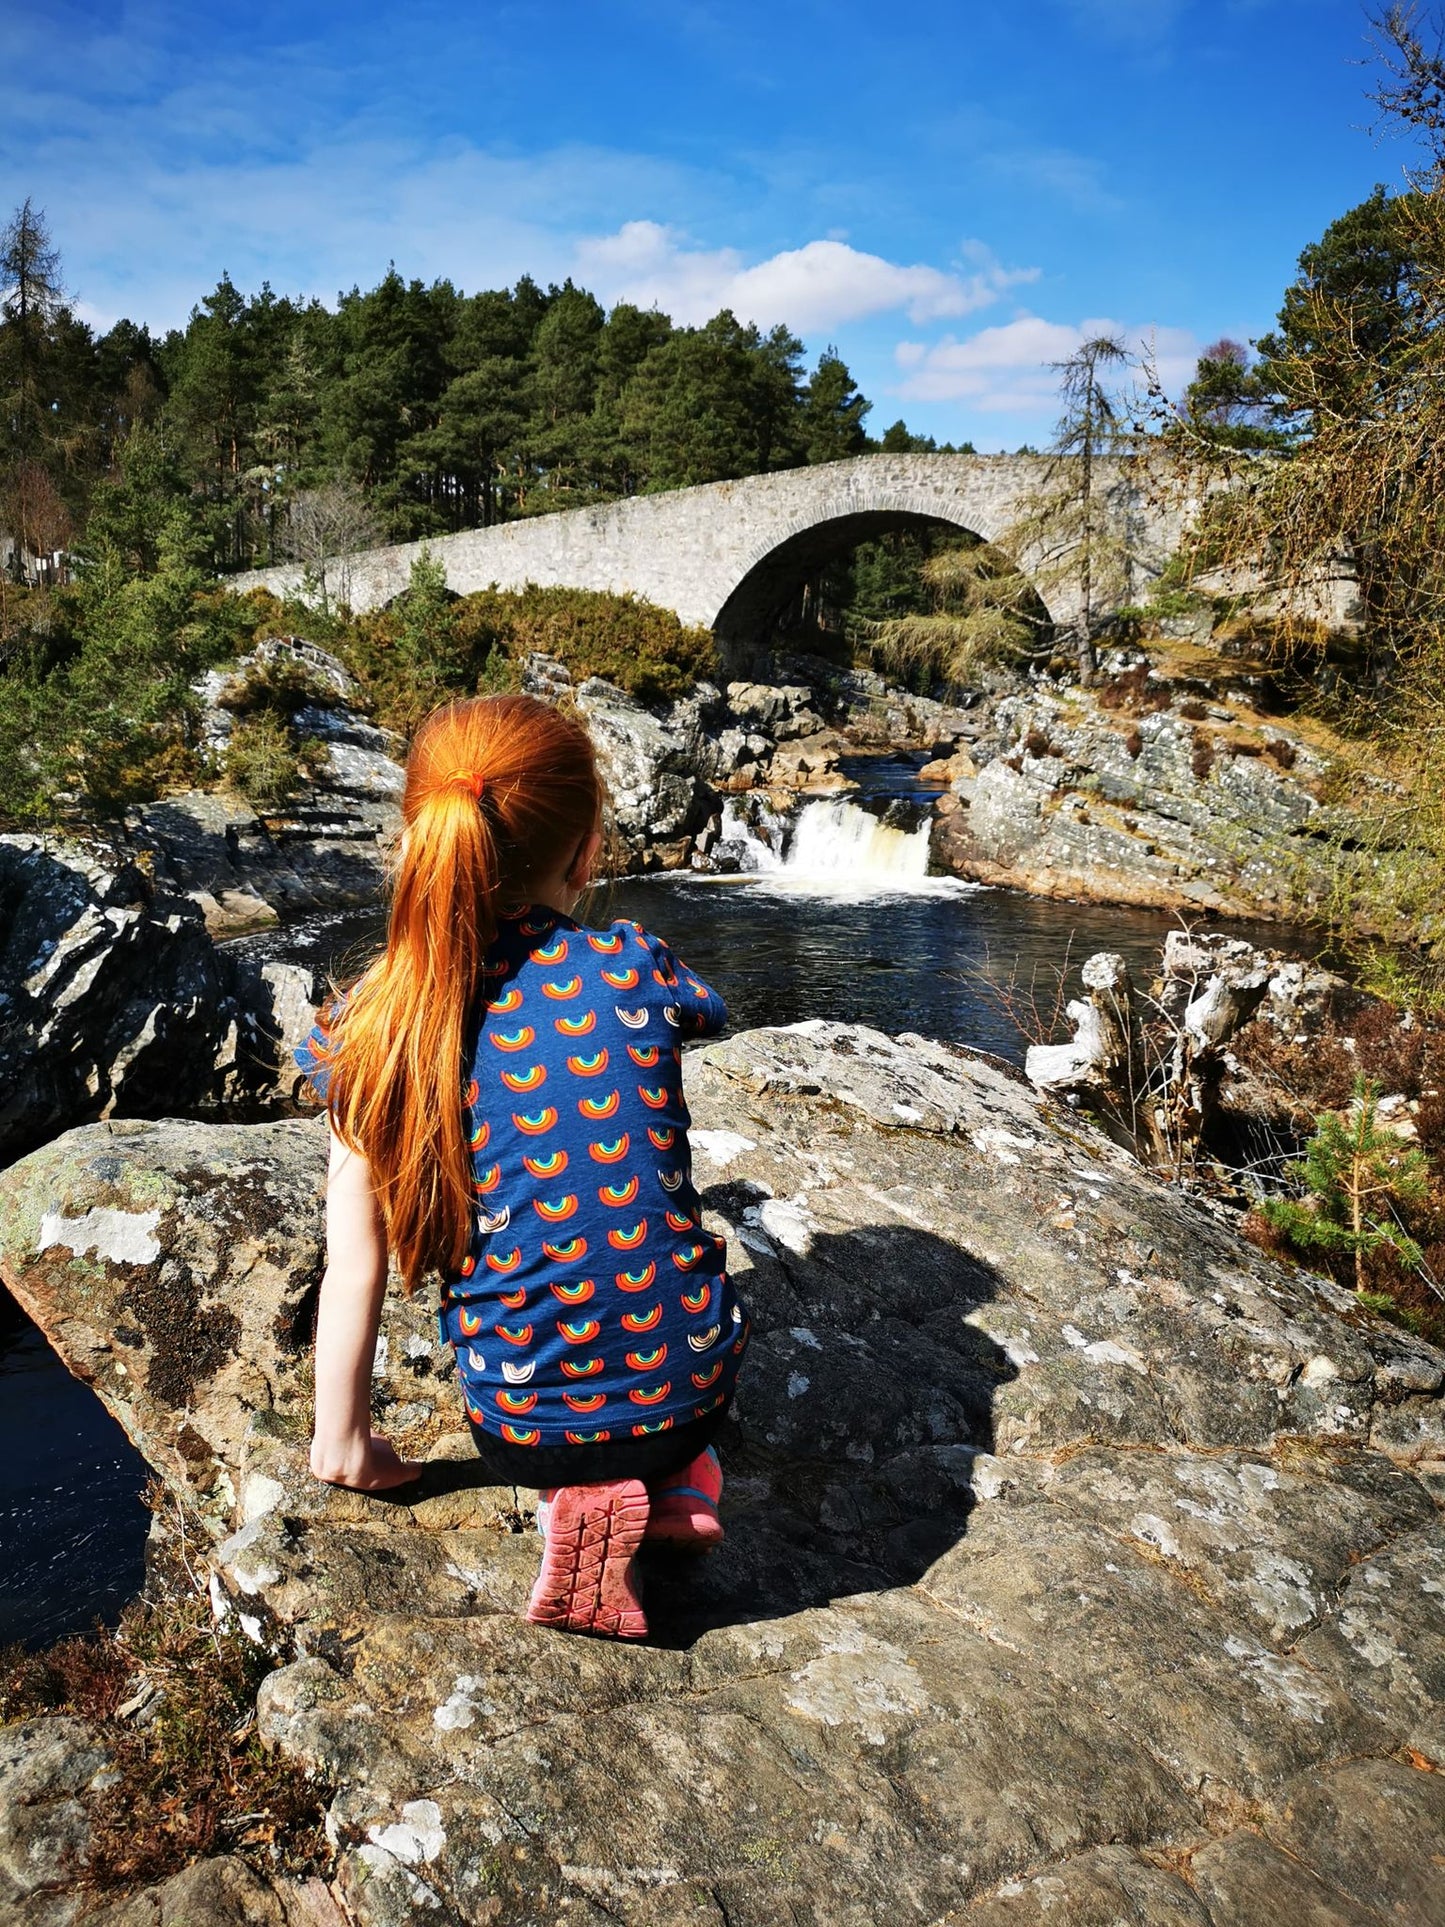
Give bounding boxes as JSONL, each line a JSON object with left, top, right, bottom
{"left": 223, "top": 712, "right": 311, "bottom": 810}
{"left": 1149, "top": 586, "right": 1214, "bottom": 621}
{"left": 452, "top": 583, "right": 717, "bottom": 703}
{"left": 346, "top": 579, "right": 716, "bottom": 732}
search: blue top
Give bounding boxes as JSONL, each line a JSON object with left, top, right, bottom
{"left": 296, "top": 904, "right": 750, "bottom": 1448}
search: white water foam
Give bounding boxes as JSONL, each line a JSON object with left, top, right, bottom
{"left": 721, "top": 794, "right": 976, "bottom": 899}
{"left": 719, "top": 798, "right": 787, "bottom": 872}
{"left": 785, "top": 796, "right": 933, "bottom": 883}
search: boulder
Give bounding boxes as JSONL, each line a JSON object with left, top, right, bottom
{"left": 763, "top": 728, "right": 848, "bottom": 791}
{"left": 84, "top": 1859, "right": 346, "bottom": 1925}
{"left": 725, "top": 681, "right": 823, "bottom": 740}
{"left": 918, "top": 745, "right": 977, "bottom": 785}
{"left": 0, "top": 837, "right": 323, "bottom": 1163}
{"left": 573, "top": 678, "right": 709, "bottom": 860}
{"left": 1, "top": 1024, "right": 1442, "bottom": 1924}
{"left": 758, "top": 652, "right": 980, "bottom": 748}
{"left": 0, "top": 1716, "right": 115, "bottom": 1926}
{"left": 0, "top": 838, "right": 239, "bottom": 1165}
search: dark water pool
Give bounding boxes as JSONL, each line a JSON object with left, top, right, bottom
{"left": 0, "top": 1296, "right": 150, "bottom": 1648}
{"left": 1, "top": 842, "right": 1321, "bottom": 1646}
{"left": 227, "top": 870, "right": 1310, "bottom": 1063}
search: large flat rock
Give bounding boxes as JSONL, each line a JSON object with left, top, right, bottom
{"left": 1, "top": 1024, "right": 1442, "bottom": 1926}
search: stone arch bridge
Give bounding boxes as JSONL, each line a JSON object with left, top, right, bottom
{"left": 231, "top": 453, "right": 1185, "bottom": 662}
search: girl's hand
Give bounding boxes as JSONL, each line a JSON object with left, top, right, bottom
{"left": 310, "top": 1430, "right": 423, "bottom": 1492}
{"left": 311, "top": 1129, "right": 422, "bottom": 1495}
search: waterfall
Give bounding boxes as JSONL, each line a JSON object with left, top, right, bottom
{"left": 711, "top": 789, "right": 971, "bottom": 897}
{"left": 780, "top": 796, "right": 933, "bottom": 885}
{"left": 718, "top": 798, "right": 787, "bottom": 873}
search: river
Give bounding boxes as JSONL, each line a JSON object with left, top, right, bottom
{"left": 0, "top": 759, "right": 1312, "bottom": 1646}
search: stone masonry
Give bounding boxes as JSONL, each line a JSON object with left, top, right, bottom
{"left": 229, "top": 454, "right": 1190, "bottom": 655}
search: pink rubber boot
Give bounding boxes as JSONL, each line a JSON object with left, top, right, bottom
{"left": 525, "top": 1480, "right": 649, "bottom": 1639}
{"left": 644, "top": 1446, "right": 724, "bottom": 1549}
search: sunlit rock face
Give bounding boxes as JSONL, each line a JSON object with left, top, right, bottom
{"left": 2, "top": 1024, "right": 1442, "bottom": 1926}
{"left": 124, "top": 637, "right": 406, "bottom": 939}
{"left": 931, "top": 681, "right": 1333, "bottom": 917}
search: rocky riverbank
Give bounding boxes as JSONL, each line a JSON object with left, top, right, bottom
{"left": 533, "top": 647, "right": 972, "bottom": 875}
{"left": 95, "top": 638, "right": 970, "bottom": 924}
{"left": 567, "top": 636, "right": 1339, "bottom": 920}
{"left": 48, "top": 628, "right": 1342, "bottom": 938}
{"left": 115, "top": 638, "right": 407, "bottom": 941}
{"left": 929, "top": 651, "right": 1340, "bottom": 919}
{"left": 0, "top": 623, "right": 1359, "bottom": 1171}
{"left": 1, "top": 1023, "right": 1442, "bottom": 1925}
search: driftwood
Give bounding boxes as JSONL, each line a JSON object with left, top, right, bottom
{"left": 1025, "top": 952, "right": 1138, "bottom": 1098}
{"left": 1026, "top": 935, "right": 1277, "bottom": 1172}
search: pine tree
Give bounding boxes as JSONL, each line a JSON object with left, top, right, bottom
{"left": 1261, "top": 1076, "right": 1431, "bottom": 1294}
{"left": 799, "top": 348, "right": 870, "bottom": 465}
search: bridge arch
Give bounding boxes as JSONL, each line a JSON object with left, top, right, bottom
{"left": 709, "top": 494, "right": 1064, "bottom": 660}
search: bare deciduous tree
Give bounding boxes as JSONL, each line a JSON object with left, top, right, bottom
{"left": 1003, "top": 333, "right": 1137, "bottom": 685}
{"left": 277, "top": 480, "right": 382, "bottom": 613}
{"left": 0, "top": 461, "right": 71, "bottom": 581}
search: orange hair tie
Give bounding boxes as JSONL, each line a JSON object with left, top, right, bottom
{"left": 443, "top": 768, "right": 487, "bottom": 801}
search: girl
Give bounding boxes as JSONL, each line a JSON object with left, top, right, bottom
{"left": 297, "top": 693, "right": 749, "bottom": 1642}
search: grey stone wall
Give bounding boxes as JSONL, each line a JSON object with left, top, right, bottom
{"left": 229, "top": 453, "right": 1192, "bottom": 647}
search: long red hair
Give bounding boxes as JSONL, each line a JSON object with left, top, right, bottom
{"left": 321, "top": 694, "right": 602, "bottom": 1292}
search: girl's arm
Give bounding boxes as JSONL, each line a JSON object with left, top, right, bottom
{"left": 310, "top": 1124, "right": 423, "bottom": 1491}
{"left": 645, "top": 931, "right": 728, "bottom": 1037}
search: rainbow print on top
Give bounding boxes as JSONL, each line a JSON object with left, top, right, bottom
{"left": 294, "top": 904, "right": 750, "bottom": 1449}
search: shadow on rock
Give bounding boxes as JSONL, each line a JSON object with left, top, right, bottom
{"left": 655, "top": 1213, "right": 1015, "bottom": 1644}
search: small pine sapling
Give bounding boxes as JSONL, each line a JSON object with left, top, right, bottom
{"left": 1261, "top": 1075, "right": 1431, "bottom": 1294}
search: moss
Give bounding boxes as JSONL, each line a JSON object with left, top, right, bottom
{"left": 128, "top": 1238, "right": 241, "bottom": 1412}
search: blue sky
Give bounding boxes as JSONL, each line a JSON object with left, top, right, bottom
{"left": 1, "top": 0, "right": 1424, "bottom": 449}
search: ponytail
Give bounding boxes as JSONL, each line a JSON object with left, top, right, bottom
{"left": 323, "top": 695, "right": 601, "bottom": 1292}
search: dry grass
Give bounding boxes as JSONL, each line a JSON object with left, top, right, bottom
{"left": 0, "top": 1592, "right": 331, "bottom": 1895}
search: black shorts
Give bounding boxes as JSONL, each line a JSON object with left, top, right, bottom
{"left": 467, "top": 1399, "right": 731, "bottom": 1488}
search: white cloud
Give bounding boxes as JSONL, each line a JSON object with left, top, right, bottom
{"left": 894, "top": 314, "right": 1199, "bottom": 411}
{"left": 572, "top": 222, "right": 1038, "bottom": 333}
{"left": 1057, "top": 0, "right": 1190, "bottom": 41}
